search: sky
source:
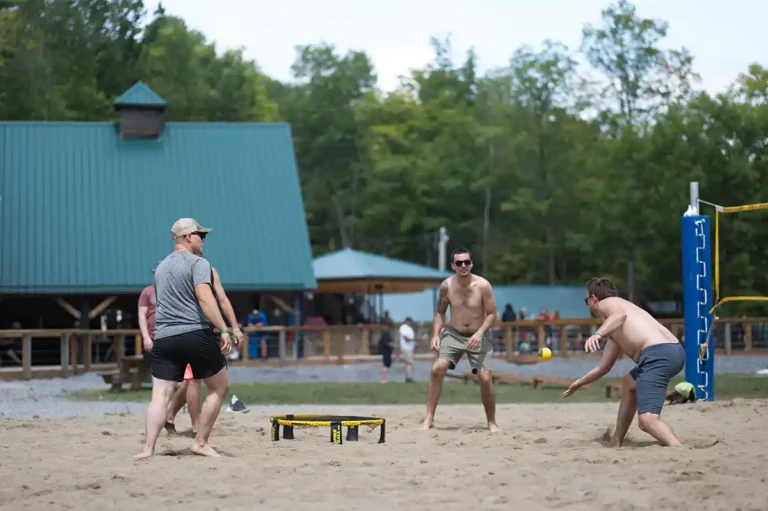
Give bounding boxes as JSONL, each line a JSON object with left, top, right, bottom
{"left": 141, "top": 0, "right": 767, "bottom": 96}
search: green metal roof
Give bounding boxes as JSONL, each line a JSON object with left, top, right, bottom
{"left": 113, "top": 81, "right": 168, "bottom": 109}
{"left": 0, "top": 120, "right": 316, "bottom": 294}
{"left": 313, "top": 248, "right": 452, "bottom": 281}
{"left": 382, "top": 285, "right": 591, "bottom": 322}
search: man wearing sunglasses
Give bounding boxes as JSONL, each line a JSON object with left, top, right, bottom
{"left": 561, "top": 277, "right": 685, "bottom": 448}
{"left": 135, "top": 218, "right": 236, "bottom": 459}
{"left": 422, "top": 248, "right": 500, "bottom": 432}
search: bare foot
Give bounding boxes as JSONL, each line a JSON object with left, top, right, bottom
{"left": 191, "top": 442, "right": 221, "bottom": 457}
{"left": 420, "top": 419, "right": 434, "bottom": 430}
{"left": 603, "top": 426, "right": 621, "bottom": 447}
{"left": 133, "top": 449, "right": 154, "bottom": 460}
{"left": 488, "top": 422, "right": 501, "bottom": 433}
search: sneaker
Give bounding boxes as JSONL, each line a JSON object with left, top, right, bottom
{"left": 226, "top": 394, "right": 249, "bottom": 413}
{"left": 756, "top": 368, "right": 768, "bottom": 376}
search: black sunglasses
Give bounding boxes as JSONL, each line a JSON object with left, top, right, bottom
{"left": 454, "top": 259, "right": 472, "bottom": 267}
{"left": 192, "top": 231, "right": 207, "bottom": 240}
{"left": 584, "top": 294, "right": 594, "bottom": 305}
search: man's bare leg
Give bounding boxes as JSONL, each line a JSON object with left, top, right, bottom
{"left": 638, "top": 413, "right": 683, "bottom": 447}
{"left": 476, "top": 368, "right": 500, "bottom": 432}
{"left": 191, "top": 367, "right": 229, "bottom": 457}
{"left": 186, "top": 379, "right": 201, "bottom": 432}
{"left": 607, "top": 373, "right": 637, "bottom": 447}
{"left": 422, "top": 359, "right": 450, "bottom": 429}
{"left": 135, "top": 378, "right": 177, "bottom": 459}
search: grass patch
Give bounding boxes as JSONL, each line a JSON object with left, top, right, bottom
{"left": 67, "top": 373, "right": 768, "bottom": 406}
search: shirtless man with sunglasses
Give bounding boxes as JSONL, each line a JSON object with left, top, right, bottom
{"left": 422, "top": 248, "right": 500, "bottom": 432}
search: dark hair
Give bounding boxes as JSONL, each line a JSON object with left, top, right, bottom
{"left": 586, "top": 278, "right": 618, "bottom": 300}
{"left": 451, "top": 248, "right": 471, "bottom": 262}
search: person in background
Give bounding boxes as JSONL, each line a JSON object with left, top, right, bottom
{"left": 399, "top": 317, "right": 416, "bottom": 383}
{"left": 247, "top": 308, "right": 269, "bottom": 359}
{"left": 379, "top": 312, "right": 396, "bottom": 383}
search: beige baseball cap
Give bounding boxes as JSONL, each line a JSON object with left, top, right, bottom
{"left": 171, "top": 217, "right": 212, "bottom": 239}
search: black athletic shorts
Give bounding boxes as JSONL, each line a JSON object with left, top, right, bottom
{"left": 151, "top": 328, "right": 227, "bottom": 382}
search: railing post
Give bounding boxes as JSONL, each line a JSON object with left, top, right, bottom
{"left": 744, "top": 322, "right": 753, "bottom": 351}
{"left": 22, "top": 334, "right": 32, "bottom": 379}
{"left": 559, "top": 325, "right": 568, "bottom": 357}
{"left": 60, "top": 332, "right": 71, "bottom": 377}
{"left": 278, "top": 329, "right": 287, "bottom": 360}
{"left": 85, "top": 334, "right": 93, "bottom": 372}
{"left": 724, "top": 322, "right": 732, "bottom": 355}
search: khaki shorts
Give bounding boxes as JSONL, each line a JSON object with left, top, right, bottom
{"left": 439, "top": 326, "right": 492, "bottom": 374}
{"left": 401, "top": 349, "right": 414, "bottom": 365}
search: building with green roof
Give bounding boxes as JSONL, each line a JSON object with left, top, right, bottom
{"left": 0, "top": 82, "right": 316, "bottom": 329}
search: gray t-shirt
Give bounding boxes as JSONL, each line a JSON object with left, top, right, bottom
{"left": 153, "top": 250, "right": 212, "bottom": 340}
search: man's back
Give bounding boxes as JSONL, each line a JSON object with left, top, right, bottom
{"left": 602, "top": 297, "right": 678, "bottom": 359}
{"left": 154, "top": 251, "right": 211, "bottom": 340}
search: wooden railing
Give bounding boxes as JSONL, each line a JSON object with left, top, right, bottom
{"left": 1, "top": 317, "right": 767, "bottom": 380}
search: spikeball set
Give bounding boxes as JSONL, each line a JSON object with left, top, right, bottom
{"left": 269, "top": 414, "right": 386, "bottom": 445}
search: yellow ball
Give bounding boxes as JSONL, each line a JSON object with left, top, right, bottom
{"left": 538, "top": 347, "right": 552, "bottom": 361}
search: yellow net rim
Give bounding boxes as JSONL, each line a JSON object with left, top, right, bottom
{"left": 269, "top": 415, "right": 385, "bottom": 428}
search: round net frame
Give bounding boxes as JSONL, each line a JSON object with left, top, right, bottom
{"left": 269, "top": 414, "right": 386, "bottom": 445}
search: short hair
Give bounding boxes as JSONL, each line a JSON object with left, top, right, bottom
{"left": 586, "top": 278, "right": 618, "bottom": 300}
{"left": 451, "top": 248, "right": 471, "bottom": 262}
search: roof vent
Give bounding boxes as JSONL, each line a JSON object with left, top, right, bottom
{"left": 112, "top": 81, "right": 168, "bottom": 140}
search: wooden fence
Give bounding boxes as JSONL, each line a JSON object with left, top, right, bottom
{"left": 1, "top": 317, "right": 767, "bottom": 380}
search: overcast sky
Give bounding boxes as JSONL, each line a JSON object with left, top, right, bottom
{"left": 142, "top": 0, "right": 766, "bottom": 95}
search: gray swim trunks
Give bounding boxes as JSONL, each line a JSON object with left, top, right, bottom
{"left": 629, "top": 342, "right": 685, "bottom": 415}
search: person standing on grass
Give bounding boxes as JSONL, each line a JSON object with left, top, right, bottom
{"left": 135, "top": 218, "right": 239, "bottom": 459}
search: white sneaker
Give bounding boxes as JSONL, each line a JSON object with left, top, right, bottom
{"left": 226, "top": 394, "right": 249, "bottom": 413}
{"left": 755, "top": 368, "right": 768, "bottom": 376}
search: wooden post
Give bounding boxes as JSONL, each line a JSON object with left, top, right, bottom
{"left": 559, "top": 326, "right": 568, "bottom": 357}
{"left": 241, "top": 333, "right": 249, "bottom": 360}
{"left": 538, "top": 324, "right": 546, "bottom": 351}
{"left": 70, "top": 334, "right": 79, "bottom": 375}
{"left": 336, "top": 331, "right": 344, "bottom": 365}
{"left": 278, "top": 329, "right": 287, "bottom": 360}
{"left": 22, "top": 334, "right": 32, "bottom": 380}
{"left": 134, "top": 333, "right": 142, "bottom": 356}
{"left": 361, "top": 327, "right": 370, "bottom": 355}
{"left": 744, "top": 322, "right": 752, "bottom": 351}
{"left": 84, "top": 334, "right": 93, "bottom": 372}
{"left": 60, "top": 332, "right": 71, "bottom": 377}
{"left": 504, "top": 326, "right": 513, "bottom": 362}
{"left": 724, "top": 322, "right": 732, "bottom": 355}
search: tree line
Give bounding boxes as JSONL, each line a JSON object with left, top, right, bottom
{"left": 2, "top": 0, "right": 767, "bottom": 311}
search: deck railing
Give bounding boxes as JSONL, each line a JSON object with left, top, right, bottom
{"left": 1, "top": 317, "right": 767, "bottom": 380}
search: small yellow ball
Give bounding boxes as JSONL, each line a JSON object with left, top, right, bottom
{"left": 538, "top": 347, "right": 552, "bottom": 361}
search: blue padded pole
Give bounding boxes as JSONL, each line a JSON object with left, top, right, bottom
{"left": 681, "top": 214, "right": 714, "bottom": 401}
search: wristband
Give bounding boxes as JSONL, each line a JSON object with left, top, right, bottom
{"left": 232, "top": 327, "right": 241, "bottom": 332}
{"left": 594, "top": 331, "right": 602, "bottom": 338}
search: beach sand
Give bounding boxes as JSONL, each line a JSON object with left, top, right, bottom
{"left": 1, "top": 399, "right": 766, "bottom": 511}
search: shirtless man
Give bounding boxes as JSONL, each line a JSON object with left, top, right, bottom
{"left": 562, "top": 277, "right": 685, "bottom": 447}
{"left": 422, "top": 248, "right": 500, "bottom": 432}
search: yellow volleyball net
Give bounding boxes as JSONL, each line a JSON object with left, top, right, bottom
{"left": 696, "top": 198, "right": 768, "bottom": 359}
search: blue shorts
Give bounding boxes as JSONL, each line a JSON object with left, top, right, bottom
{"left": 629, "top": 342, "right": 685, "bottom": 415}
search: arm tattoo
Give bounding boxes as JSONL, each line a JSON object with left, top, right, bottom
{"left": 436, "top": 286, "right": 449, "bottom": 314}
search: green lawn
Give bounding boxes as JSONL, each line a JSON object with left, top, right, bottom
{"left": 67, "top": 373, "right": 768, "bottom": 405}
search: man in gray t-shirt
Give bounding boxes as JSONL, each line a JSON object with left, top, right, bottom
{"left": 154, "top": 250, "right": 212, "bottom": 340}
{"left": 135, "top": 217, "right": 234, "bottom": 460}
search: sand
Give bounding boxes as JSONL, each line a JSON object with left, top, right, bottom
{"left": 1, "top": 399, "right": 767, "bottom": 511}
